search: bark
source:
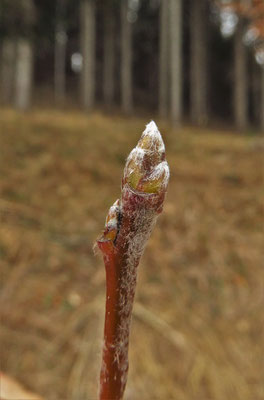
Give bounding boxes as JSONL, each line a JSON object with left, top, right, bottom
{"left": 54, "top": 0, "right": 67, "bottom": 105}
{"left": 103, "top": 4, "right": 115, "bottom": 106}
{"left": 80, "top": 0, "right": 96, "bottom": 110}
{"left": 234, "top": 19, "right": 248, "bottom": 130}
{"left": 14, "top": 38, "right": 33, "bottom": 110}
{"left": 0, "top": 38, "right": 16, "bottom": 104}
{"left": 121, "top": 0, "right": 133, "bottom": 113}
{"left": 190, "top": 0, "right": 208, "bottom": 125}
{"left": 169, "top": 0, "right": 183, "bottom": 125}
{"left": 159, "top": 0, "right": 169, "bottom": 117}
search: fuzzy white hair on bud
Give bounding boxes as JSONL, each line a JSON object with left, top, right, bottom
{"left": 140, "top": 120, "right": 165, "bottom": 153}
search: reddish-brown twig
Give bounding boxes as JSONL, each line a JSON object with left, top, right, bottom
{"left": 97, "top": 121, "right": 169, "bottom": 400}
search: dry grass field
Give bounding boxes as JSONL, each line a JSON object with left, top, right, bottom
{"left": 0, "top": 109, "right": 263, "bottom": 400}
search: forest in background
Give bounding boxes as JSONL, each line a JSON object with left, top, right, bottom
{"left": 0, "top": 0, "right": 264, "bottom": 131}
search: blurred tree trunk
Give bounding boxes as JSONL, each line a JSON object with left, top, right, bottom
{"left": 14, "top": 38, "right": 33, "bottom": 110}
{"left": 121, "top": 0, "right": 133, "bottom": 113}
{"left": 54, "top": 0, "right": 67, "bottom": 105}
{"left": 251, "top": 59, "right": 260, "bottom": 125}
{"left": 169, "top": 0, "right": 182, "bottom": 125}
{"left": 234, "top": 19, "right": 248, "bottom": 130}
{"left": 103, "top": 3, "right": 115, "bottom": 107}
{"left": 261, "top": 66, "right": 264, "bottom": 131}
{"left": 0, "top": 38, "right": 16, "bottom": 104}
{"left": 12, "top": 0, "right": 35, "bottom": 110}
{"left": 80, "top": 0, "right": 95, "bottom": 111}
{"left": 190, "top": 0, "right": 208, "bottom": 125}
{"left": 159, "top": 0, "right": 169, "bottom": 117}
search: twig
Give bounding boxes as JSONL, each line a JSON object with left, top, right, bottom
{"left": 97, "top": 122, "right": 169, "bottom": 400}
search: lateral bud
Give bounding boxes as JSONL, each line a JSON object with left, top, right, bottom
{"left": 103, "top": 199, "right": 120, "bottom": 242}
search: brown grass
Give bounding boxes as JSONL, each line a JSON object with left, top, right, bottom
{"left": 0, "top": 109, "right": 263, "bottom": 400}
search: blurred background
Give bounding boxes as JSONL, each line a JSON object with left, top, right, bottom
{"left": 0, "top": 0, "right": 264, "bottom": 399}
